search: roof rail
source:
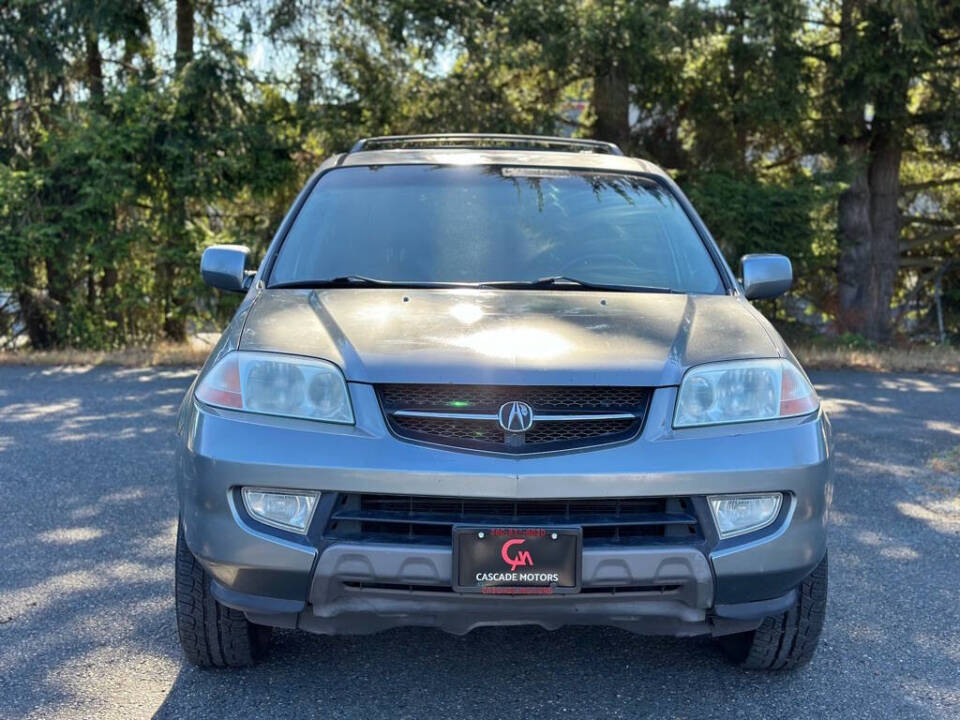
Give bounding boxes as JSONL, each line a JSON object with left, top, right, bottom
{"left": 350, "top": 133, "right": 624, "bottom": 156}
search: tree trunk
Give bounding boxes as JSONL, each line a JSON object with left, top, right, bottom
{"left": 296, "top": 40, "right": 316, "bottom": 110}
{"left": 87, "top": 255, "right": 96, "bottom": 306}
{"left": 833, "top": 0, "right": 909, "bottom": 342}
{"left": 591, "top": 61, "right": 630, "bottom": 150}
{"left": 85, "top": 31, "right": 104, "bottom": 105}
{"left": 43, "top": 254, "right": 72, "bottom": 346}
{"left": 14, "top": 257, "right": 56, "bottom": 349}
{"left": 17, "top": 288, "right": 57, "bottom": 350}
{"left": 836, "top": 137, "right": 902, "bottom": 340}
{"left": 159, "top": 0, "right": 196, "bottom": 342}
{"left": 175, "top": 0, "right": 195, "bottom": 72}
{"left": 100, "top": 264, "right": 122, "bottom": 340}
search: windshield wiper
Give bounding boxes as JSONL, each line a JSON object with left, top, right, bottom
{"left": 479, "top": 276, "right": 675, "bottom": 293}
{"left": 271, "top": 274, "right": 675, "bottom": 293}
{"left": 270, "top": 276, "right": 476, "bottom": 289}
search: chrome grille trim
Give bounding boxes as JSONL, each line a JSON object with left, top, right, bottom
{"left": 391, "top": 409, "right": 640, "bottom": 422}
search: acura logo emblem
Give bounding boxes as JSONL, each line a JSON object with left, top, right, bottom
{"left": 498, "top": 401, "right": 534, "bottom": 433}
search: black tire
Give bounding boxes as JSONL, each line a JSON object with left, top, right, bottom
{"left": 719, "top": 553, "right": 828, "bottom": 670}
{"left": 175, "top": 520, "right": 272, "bottom": 667}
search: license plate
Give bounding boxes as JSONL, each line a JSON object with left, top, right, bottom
{"left": 453, "top": 526, "right": 581, "bottom": 594}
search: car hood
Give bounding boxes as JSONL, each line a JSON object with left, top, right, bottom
{"left": 238, "top": 288, "right": 779, "bottom": 386}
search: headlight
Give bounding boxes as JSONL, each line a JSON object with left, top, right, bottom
{"left": 708, "top": 493, "right": 783, "bottom": 538}
{"left": 196, "top": 351, "right": 354, "bottom": 424}
{"left": 674, "top": 358, "right": 818, "bottom": 428}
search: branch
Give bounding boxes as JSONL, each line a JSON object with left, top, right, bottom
{"left": 553, "top": 114, "right": 589, "bottom": 130}
{"left": 730, "top": 10, "right": 845, "bottom": 30}
{"left": 907, "top": 110, "right": 960, "bottom": 126}
{"left": 902, "top": 215, "right": 958, "bottom": 227}
{"left": 893, "top": 265, "right": 941, "bottom": 325}
{"left": 761, "top": 151, "right": 809, "bottom": 170}
{"left": 901, "top": 177, "right": 960, "bottom": 192}
{"left": 797, "top": 48, "right": 835, "bottom": 62}
{"left": 899, "top": 227, "right": 960, "bottom": 254}
{"left": 899, "top": 256, "right": 946, "bottom": 268}
{"left": 930, "top": 30, "right": 960, "bottom": 48}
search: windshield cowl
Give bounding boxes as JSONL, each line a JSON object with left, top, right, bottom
{"left": 270, "top": 275, "right": 677, "bottom": 293}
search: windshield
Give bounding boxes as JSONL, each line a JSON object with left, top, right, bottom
{"left": 269, "top": 165, "right": 724, "bottom": 294}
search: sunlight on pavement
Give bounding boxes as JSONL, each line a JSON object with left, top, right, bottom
{"left": 896, "top": 500, "right": 960, "bottom": 535}
{"left": 37, "top": 527, "right": 104, "bottom": 544}
{"left": 41, "top": 647, "right": 177, "bottom": 720}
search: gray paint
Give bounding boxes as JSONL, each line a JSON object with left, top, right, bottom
{"left": 741, "top": 253, "right": 793, "bottom": 300}
{"left": 200, "top": 244, "right": 251, "bottom": 293}
{"left": 178, "top": 381, "right": 830, "bottom": 608}
{"left": 308, "top": 543, "right": 712, "bottom": 605}
{"left": 177, "top": 141, "right": 831, "bottom": 637}
{"left": 238, "top": 289, "right": 780, "bottom": 386}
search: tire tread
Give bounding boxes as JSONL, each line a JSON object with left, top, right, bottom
{"left": 720, "top": 553, "right": 828, "bottom": 670}
{"left": 175, "top": 521, "right": 270, "bottom": 667}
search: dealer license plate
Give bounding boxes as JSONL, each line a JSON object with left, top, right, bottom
{"left": 452, "top": 526, "right": 581, "bottom": 594}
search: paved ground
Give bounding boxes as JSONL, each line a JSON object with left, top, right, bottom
{"left": 0, "top": 367, "right": 957, "bottom": 719}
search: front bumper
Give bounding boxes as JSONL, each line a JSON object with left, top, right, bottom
{"left": 214, "top": 541, "right": 795, "bottom": 637}
{"left": 177, "top": 383, "right": 831, "bottom": 637}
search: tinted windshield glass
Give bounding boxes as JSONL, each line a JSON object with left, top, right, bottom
{"left": 270, "top": 165, "right": 724, "bottom": 293}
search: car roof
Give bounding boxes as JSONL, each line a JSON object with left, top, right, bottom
{"left": 333, "top": 134, "right": 668, "bottom": 177}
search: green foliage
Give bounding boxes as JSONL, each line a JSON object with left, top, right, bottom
{"left": 681, "top": 172, "right": 825, "bottom": 274}
{"left": 832, "top": 333, "right": 880, "bottom": 351}
{"left": 1, "top": 0, "right": 958, "bottom": 348}
{"left": 0, "top": 0, "right": 302, "bottom": 348}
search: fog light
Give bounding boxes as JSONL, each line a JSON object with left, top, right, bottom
{"left": 708, "top": 493, "right": 782, "bottom": 539}
{"left": 241, "top": 488, "right": 319, "bottom": 533}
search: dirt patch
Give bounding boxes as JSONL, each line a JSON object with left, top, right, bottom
{"left": 796, "top": 345, "right": 960, "bottom": 373}
{"left": 930, "top": 446, "right": 960, "bottom": 475}
{"left": 2, "top": 340, "right": 958, "bottom": 373}
{"left": 0, "top": 342, "right": 210, "bottom": 368}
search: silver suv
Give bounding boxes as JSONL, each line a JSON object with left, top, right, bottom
{"left": 175, "top": 134, "right": 830, "bottom": 670}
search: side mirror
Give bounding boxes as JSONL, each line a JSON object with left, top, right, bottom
{"left": 740, "top": 253, "right": 792, "bottom": 300}
{"left": 201, "top": 245, "right": 253, "bottom": 293}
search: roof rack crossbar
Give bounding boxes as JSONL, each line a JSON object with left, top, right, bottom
{"left": 350, "top": 133, "right": 624, "bottom": 156}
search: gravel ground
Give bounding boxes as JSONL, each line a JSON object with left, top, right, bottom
{"left": 0, "top": 367, "right": 957, "bottom": 719}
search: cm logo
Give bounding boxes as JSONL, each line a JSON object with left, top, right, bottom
{"left": 500, "top": 538, "right": 534, "bottom": 571}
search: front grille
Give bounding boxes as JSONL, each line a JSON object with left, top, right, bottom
{"left": 377, "top": 384, "right": 649, "bottom": 453}
{"left": 391, "top": 416, "right": 505, "bottom": 444}
{"left": 326, "top": 494, "right": 701, "bottom": 548}
{"left": 525, "top": 417, "right": 636, "bottom": 444}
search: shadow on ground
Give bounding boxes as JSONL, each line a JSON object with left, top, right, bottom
{"left": 0, "top": 368, "right": 957, "bottom": 719}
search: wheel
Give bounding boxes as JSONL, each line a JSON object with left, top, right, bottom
{"left": 719, "top": 553, "right": 828, "bottom": 670}
{"left": 175, "top": 519, "right": 272, "bottom": 667}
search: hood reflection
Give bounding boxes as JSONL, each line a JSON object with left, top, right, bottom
{"left": 239, "top": 288, "right": 778, "bottom": 386}
{"left": 449, "top": 302, "right": 484, "bottom": 325}
{"left": 447, "top": 325, "right": 572, "bottom": 360}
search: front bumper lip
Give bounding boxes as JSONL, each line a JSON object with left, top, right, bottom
{"left": 207, "top": 538, "right": 795, "bottom": 637}
{"left": 211, "top": 582, "right": 797, "bottom": 635}
{"left": 309, "top": 541, "right": 713, "bottom": 604}
{"left": 307, "top": 542, "right": 713, "bottom": 635}
{"left": 209, "top": 540, "right": 718, "bottom": 636}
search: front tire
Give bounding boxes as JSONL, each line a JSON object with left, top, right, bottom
{"left": 175, "top": 520, "right": 272, "bottom": 667}
{"left": 719, "top": 553, "right": 828, "bottom": 670}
